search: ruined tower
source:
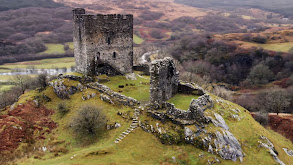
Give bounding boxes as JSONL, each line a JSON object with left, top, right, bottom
{"left": 149, "top": 57, "right": 179, "bottom": 108}
{"left": 72, "top": 8, "right": 133, "bottom": 76}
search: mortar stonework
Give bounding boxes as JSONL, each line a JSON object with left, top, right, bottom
{"left": 73, "top": 8, "right": 133, "bottom": 76}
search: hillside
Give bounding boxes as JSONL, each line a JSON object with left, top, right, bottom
{"left": 1, "top": 73, "right": 293, "bottom": 164}
{"left": 175, "top": 0, "right": 293, "bottom": 18}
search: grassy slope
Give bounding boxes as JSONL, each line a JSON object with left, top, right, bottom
{"left": 0, "top": 57, "right": 75, "bottom": 73}
{"left": 13, "top": 75, "right": 293, "bottom": 165}
{"left": 133, "top": 35, "right": 144, "bottom": 44}
{"left": 258, "top": 42, "right": 293, "bottom": 53}
{"left": 237, "top": 41, "right": 293, "bottom": 53}
{"left": 39, "top": 44, "right": 66, "bottom": 55}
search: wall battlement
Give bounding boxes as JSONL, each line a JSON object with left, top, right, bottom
{"left": 73, "top": 8, "right": 133, "bottom": 76}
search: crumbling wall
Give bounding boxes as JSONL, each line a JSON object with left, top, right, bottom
{"left": 165, "top": 94, "right": 213, "bottom": 125}
{"left": 87, "top": 82, "right": 140, "bottom": 107}
{"left": 73, "top": 8, "right": 133, "bottom": 76}
{"left": 149, "top": 57, "right": 179, "bottom": 108}
{"left": 178, "top": 82, "right": 204, "bottom": 95}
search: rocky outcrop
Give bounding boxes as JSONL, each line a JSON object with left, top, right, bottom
{"left": 51, "top": 80, "right": 70, "bottom": 99}
{"left": 259, "top": 136, "right": 285, "bottom": 165}
{"left": 213, "top": 130, "right": 243, "bottom": 162}
{"left": 283, "top": 148, "right": 293, "bottom": 156}
{"left": 184, "top": 126, "right": 244, "bottom": 162}
{"left": 212, "top": 113, "right": 229, "bottom": 131}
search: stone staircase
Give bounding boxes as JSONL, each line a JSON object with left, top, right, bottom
{"left": 114, "top": 108, "right": 141, "bottom": 143}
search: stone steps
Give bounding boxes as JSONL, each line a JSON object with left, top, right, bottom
{"left": 114, "top": 107, "right": 142, "bottom": 144}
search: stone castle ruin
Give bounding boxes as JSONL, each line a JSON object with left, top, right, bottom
{"left": 73, "top": 8, "right": 133, "bottom": 76}
{"left": 67, "top": 9, "right": 244, "bottom": 162}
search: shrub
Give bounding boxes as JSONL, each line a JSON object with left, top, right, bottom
{"left": 252, "top": 35, "right": 268, "bottom": 44}
{"left": 57, "top": 102, "right": 69, "bottom": 116}
{"left": 150, "top": 29, "right": 164, "bottom": 39}
{"left": 246, "top": 63, "right": 274, "bottom": 85}
{"left": 211, "top": 86, "right": 233, "bottom": 101}
{"left": 71, "top": 105, "right": 106, "bottom": 138}
{"left": 36, "top": 73, "right": 48, "bottom": 90}
{"left": 254, "top": 112, "right": 269, "bottom": 126}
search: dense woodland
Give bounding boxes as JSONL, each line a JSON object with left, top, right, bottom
{"left": 0, "top": 0, "right": 63, "bottom": 11}
{"left": 0, "top": 7, "right": 73, "bottom": 64}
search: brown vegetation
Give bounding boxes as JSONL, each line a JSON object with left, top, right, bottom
{"left": 0, "top": 102, "right": 56, "bottom": 161}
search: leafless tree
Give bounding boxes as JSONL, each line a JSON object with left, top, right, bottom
{"left": 256, "top": 88, "right": 290, "bottom": 115}
{"left": 11, "top": 75, "right": 30, "bottom": 94}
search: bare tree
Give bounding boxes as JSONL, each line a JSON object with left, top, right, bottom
{"left": 256, "top": 88, "right": 290, "bottom": 115}
{"left": 11, "top": 75, "right": 29, "bottom": 94}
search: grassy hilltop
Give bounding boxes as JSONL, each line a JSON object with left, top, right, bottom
{"left": 0, "top": 73, "right": 292, "bottom": 165}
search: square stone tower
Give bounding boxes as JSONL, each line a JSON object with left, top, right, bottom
{"left": 73, "top": 8, "right": 133, "bottom": 76}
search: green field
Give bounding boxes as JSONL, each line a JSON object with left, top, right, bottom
{"left": 258, "top": 42, "right": 293, "bottom": 53}
{"left": 39, "top": 44, "right": 66, "bottom": 55}
{"left": 66, "top": 42, "right": 74, "bottom": 50}
{"left": 133, "top": 35, "right": 144, "bottom": 44}
{"left": 0, "top": 85, "right": 14, "bottom": 91}
{"left": 242, "top": 42, "right": 293, "bottom": 53}
{"left": 0, "top": 57, "right": 75, "bottom": 73}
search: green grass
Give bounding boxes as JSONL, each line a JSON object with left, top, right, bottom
{"left": 207, "top": 94, "right": 293, "bottom": 165}
{"left": 133, "top": 35, "right": 144, "bottom": 44}
{"left": 0, "top": 75, "right": 14, "bottom": 81}
{"left": 101, "top": 73, "right": 150, "bottom": 103}
{"left": 0, "top": 85, "right": 14, "bottom": 91}
{"left": 242, "top": 41, "right": 293, "bottom": 53}
{"left": 39, "top": 44, "right": 66, "bottom": 55}
{"left": 0, "top": 57, "right": 75, "bottom": 72}
{"left": 7, "top": 77, "right": 293, "bottom": 165}
{"left": 168, "top": 94, "right": 199, "bottom": 110}
{"left": 257, "top": 42, "right": 293, "bottom": 53}
{"left": 65, "top": 42, "right": 74, "bottom": 50}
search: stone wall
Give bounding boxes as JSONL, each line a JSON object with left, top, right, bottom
{"left": 133, "top": 64, "right": 150, "bottom": 75}
{"left": 149, "top": 57, "right": 179, "bottom": 108}
{"left": 148, "top": 94, "right": 213, "bottom": 125}
{"left": 164, "top": 94, "right": 213, "bottom": 125}
{"left": 87, "top": 82, "right": 140, "bottom": 107}
{"left": 178, "top": 82, "right": 204, "bottom": 95}
{"left": 73, "top": 8, "right": 133, "bottom": 76}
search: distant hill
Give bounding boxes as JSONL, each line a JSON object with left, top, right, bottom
{"left": 175, "top": 0, "right": 293, "bottom": 18}
{"left": 0, "top": 0, "right": 63, "bottom": 11}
